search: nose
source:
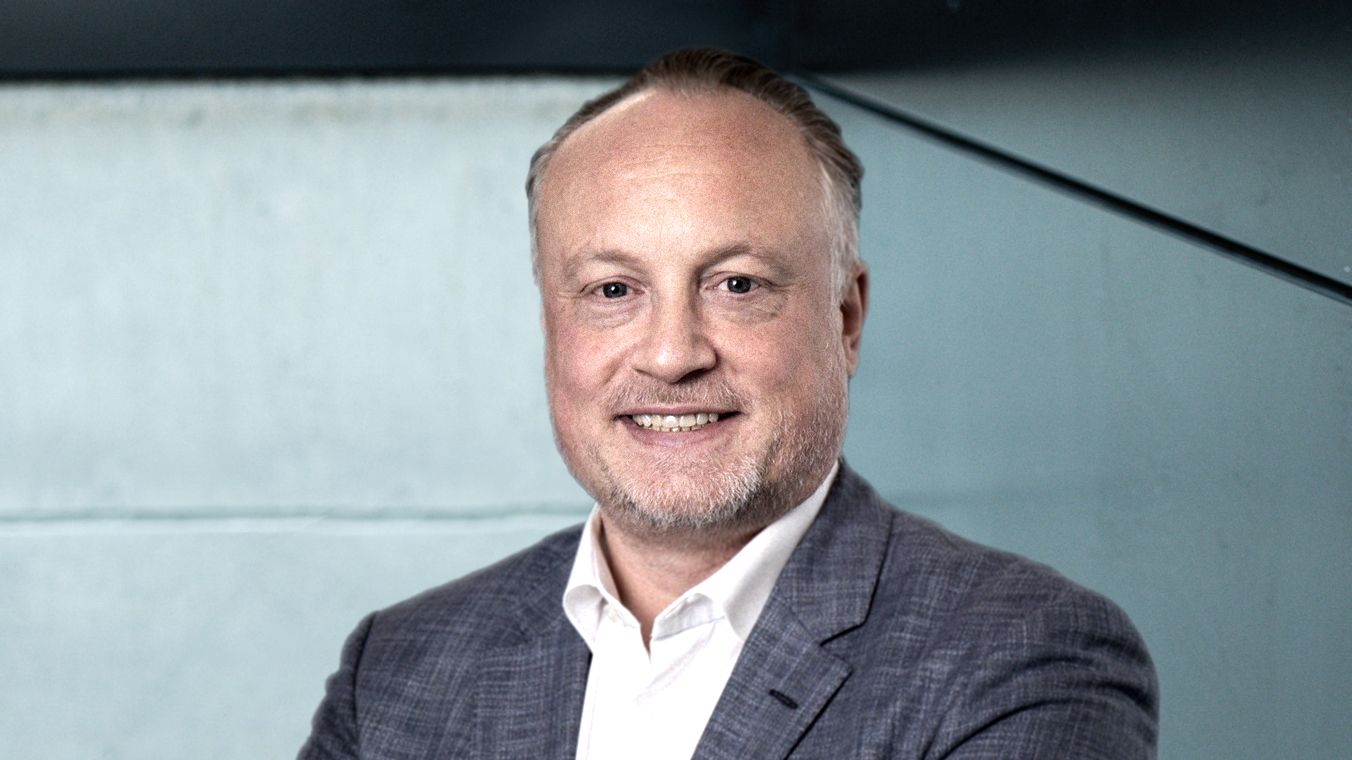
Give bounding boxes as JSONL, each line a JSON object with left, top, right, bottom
{"left": 631, "top": 291, "right": 716, "bottom": 384}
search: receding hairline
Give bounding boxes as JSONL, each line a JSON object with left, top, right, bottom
{"left": 526, "top": 47, "right": 863, "bottom": 298}
{"left": 531, "top": 85, "right": 823, "bottom": 203}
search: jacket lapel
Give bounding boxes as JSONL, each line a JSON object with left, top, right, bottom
{"left": 693, "top": 463, "right": 893, "bottom": 760}
{"left": 474, "top": 615, "right": 591, "bottom": 760}
{"left": 693, "top": 596, "right": 852, "bottom": 760}
{"left": 469, "top": 534, "right": 592, "bottom": 760}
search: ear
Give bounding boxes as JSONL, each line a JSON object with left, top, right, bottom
{"left": 840, "top": 261, "right": 868, "bottom": 377}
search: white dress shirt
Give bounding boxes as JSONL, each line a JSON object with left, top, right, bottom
{"left": 561, "top": 462, "right": 838, "bottom": 760}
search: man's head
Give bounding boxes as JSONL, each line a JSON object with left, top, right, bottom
{"left": 529, "top": 48, "right": 867, "bottom": 544}
{"left": 528, "top": 48, "right": 863, "bottom": 300}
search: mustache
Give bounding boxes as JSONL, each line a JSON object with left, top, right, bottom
{"left": 603, "top": 378, "right": 746, "bottom": 412}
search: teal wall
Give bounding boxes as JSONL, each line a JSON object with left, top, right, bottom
{"left": 0, "top": 79, "right": 605, "bottom": 758}
{"left": 826, "top": 93, "right": 1352, "bottom": 758}
{"left": 2, "top": 76, "right": 1348, "bottom": 758}
{"left": 823, "top": 16, "right": 1352, "bottom": 289}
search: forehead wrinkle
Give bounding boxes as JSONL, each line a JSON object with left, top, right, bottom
{"left": 611, "top": 149, "right": 737, "bottom": 180}
{"left": 622, "top": 169, "right": 731, "bottom": 184}
{"left": 561, "top": 248, "right": 644, "bottom": 281}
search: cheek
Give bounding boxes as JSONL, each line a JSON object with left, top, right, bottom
{"left": 737, "top": 304, "right": 841, "bottom": 379}
{"left": 545, "top": 316, "right": 622, "bottom": 400}
{"left": 727, "top": 328, "right": 820, "bottom": 400}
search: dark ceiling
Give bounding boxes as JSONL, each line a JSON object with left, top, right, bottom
{"left": 1, "top": 0, "right": 1340, "bottom": 78}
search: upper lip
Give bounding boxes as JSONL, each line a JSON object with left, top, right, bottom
{"left": 615, "top": 406, "right": 737, "bottom": 417}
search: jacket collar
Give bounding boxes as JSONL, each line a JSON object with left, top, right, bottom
{"left": 762, "top": 461, "right": 891, "bottom": 641}
{"left": 472, "top": 461, "right": 891, "bottom": 760}
{"left": 694, "top": 461, "right": 892, "bottom": 759}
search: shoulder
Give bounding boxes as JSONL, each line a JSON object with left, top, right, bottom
{"left": 883, "top": 506, "right": 1119, "bottom": 629}
{"left": 827, "top": 468, "right": 1137, "bottom": 641}
{"left": 838, "top": 474, "right": 1158, "bottom": 755}
{"left": 863, "top": 489, "right": 1149, "bottom": 668}
{"left": 900, "top": 512, "right": 1158, "bottom": 754}
{"left": 300, "top": 523, "right": 585, "bottom": 758}
{"left": 362, "top": 522, "right": 583, "bottom": 658}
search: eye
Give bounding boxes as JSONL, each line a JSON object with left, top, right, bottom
{"left": 599, "top": 282, "right": 629, "bottom": 299}
{"left": 720, "top": 276, "right": 756, "bottom": 294}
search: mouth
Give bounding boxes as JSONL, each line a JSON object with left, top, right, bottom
{"left": 625, "top": 411, "right": 732, "bottom": 433}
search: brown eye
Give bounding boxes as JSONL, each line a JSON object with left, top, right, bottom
{"left": 600, "top": 282, "right": 628, "bottom": 298}
{"left": 723, "top": 277, "right": 754, "bottom": 294}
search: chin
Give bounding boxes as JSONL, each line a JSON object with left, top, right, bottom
{"left": 597, "top": 452, "right": 769, "bottom": 534}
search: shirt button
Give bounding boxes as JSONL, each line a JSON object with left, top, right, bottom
{"left": 606, "top": 607, "right": 620, "bottom": 623}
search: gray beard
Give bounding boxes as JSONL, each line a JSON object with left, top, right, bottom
{"left": 583, "top": 377, "right": 848, "bottom": 546}
{"left": 593, "top": 438, "right": 782, "bottom": 541}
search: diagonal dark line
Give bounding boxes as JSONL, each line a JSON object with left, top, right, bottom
{"left": 798, "top": 72, "right": 1352, "bottom": 308}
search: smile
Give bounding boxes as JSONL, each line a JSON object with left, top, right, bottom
{"left": 630, "top": 412, "right": 721, "bottom": 432}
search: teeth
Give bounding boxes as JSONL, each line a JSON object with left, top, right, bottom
{"left": 631, "top": 412, "right": 722, "bottom": 432}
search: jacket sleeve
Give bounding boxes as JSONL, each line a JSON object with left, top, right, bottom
{"left": 932, "top": 591, "right": 1159, "bottom": 760}
{"left": 297, "top": 613, "right": 377, "bottom": 760}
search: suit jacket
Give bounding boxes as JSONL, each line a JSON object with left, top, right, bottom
{"left": 300, "top": 464, "right": 1158, "bottom": 759}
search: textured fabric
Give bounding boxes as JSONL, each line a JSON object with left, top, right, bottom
{"left": 564, "top": 462, "right": 835, "bottom": 760}
{"left": 299, "top": 463, "right": 1158, "bottom": 759}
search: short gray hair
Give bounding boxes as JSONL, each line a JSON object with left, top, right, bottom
{"left": 526, "top": 48, "right": 863, "bottom": 299}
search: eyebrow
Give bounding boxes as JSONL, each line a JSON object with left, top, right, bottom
{"left": 562, "top": 242, "right": 791, "bottom": 281}
{"left": 561, "top": 249, "right": 646, "bottom": 281}
{"left": 700, "top": 242, "right": 796, "bottom": 282}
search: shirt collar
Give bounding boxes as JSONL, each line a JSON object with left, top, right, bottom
{"left": 562, "top": 461, "right": 838, "bottom": 645}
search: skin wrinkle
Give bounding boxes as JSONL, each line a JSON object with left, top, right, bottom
{"left": 616, "top": 165, "right": 732, "bottom": 178}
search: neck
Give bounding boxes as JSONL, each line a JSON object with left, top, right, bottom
{"left": 595, "top": 514, "right": 758, "bottom": 645}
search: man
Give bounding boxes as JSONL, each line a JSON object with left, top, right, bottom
{"left": 301, "top": 48, "right": 1157, "bottom": 759}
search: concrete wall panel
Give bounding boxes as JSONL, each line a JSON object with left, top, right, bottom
{"left": 0, "top": 516, "right": 579, "bottom": 759}
{"left": 1, "top": 79, "right": 614, "bottom": 515}
{"left": 828, "top": 94, "right": 1352, "bottom": 759}
{"left": 2, "top": 76, "right": 1348, "bottom": 759}
{"left": 823, "top": 19, "right": 1352, "bottom": 287}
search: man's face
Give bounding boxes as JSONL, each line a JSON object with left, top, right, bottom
{"left": 534, "top": 89, "right": 866, "bottom": 540}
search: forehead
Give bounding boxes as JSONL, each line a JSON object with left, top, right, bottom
{"left": 534, "top": 88, "right": 826, "bottom": 260}
{"left": 551, "top": 87, "right": 816, "bottom": 178}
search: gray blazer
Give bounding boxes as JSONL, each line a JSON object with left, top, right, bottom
{"left": 300, "top": 464, "right": 1157, "bottom": 759}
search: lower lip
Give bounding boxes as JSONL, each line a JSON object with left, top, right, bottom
{"left": 620, "top": 414, "right": 738, "bottom": 447}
